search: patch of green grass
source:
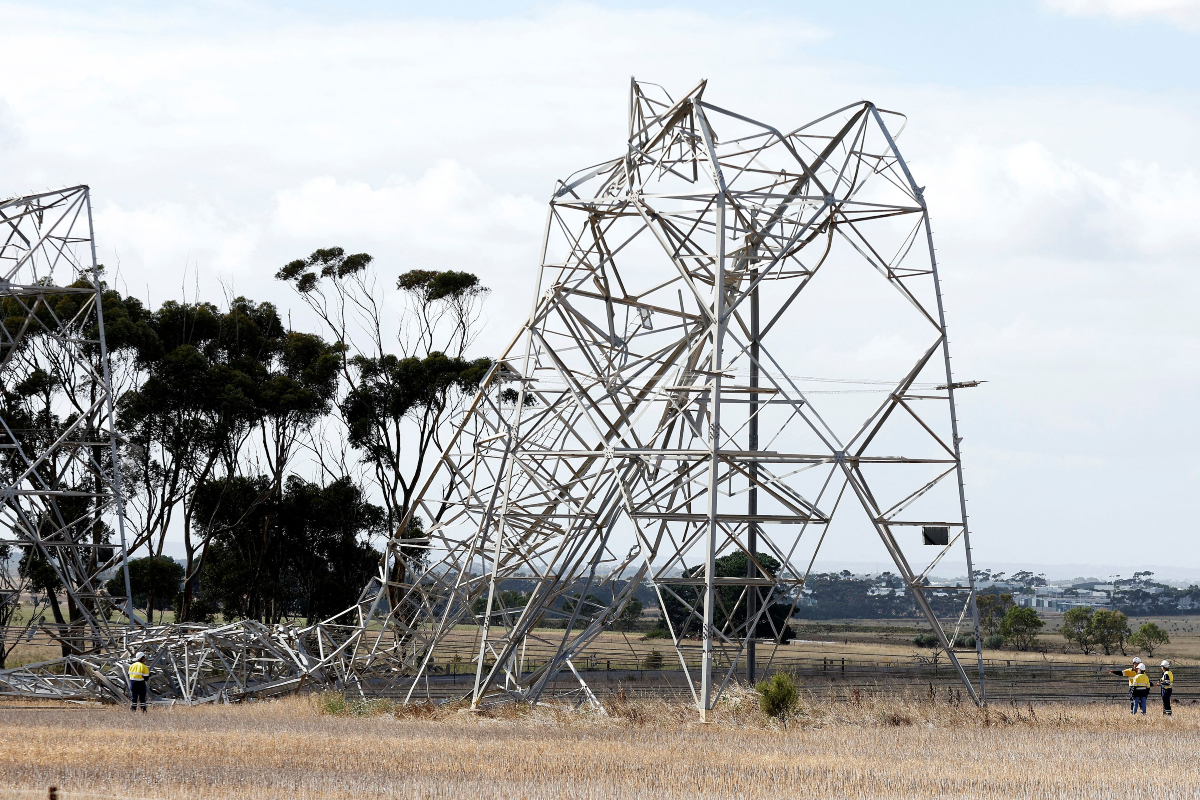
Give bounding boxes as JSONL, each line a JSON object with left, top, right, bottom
{"left": 316, "top": 691, "right": 393, "bottom": 717}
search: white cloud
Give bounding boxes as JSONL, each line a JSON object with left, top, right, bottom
{"left": 1045, "top": 0, "right": 1200, "bottom": 27}
{"left": 925, "top": 140, "right": 1200, "bottom": 260}
{"left": 274, "top": 161, "right": 542, "bottom": 249}
{"left": 93, "top": 201, "right": 260, "bottom": 304}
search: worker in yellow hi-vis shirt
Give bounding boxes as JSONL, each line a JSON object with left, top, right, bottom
{"left": 1130, "top": 663, "right": 1151, "bottom": 715}
{"left": 1107, "top": 656, "right": 1142, "bottom": 714}
{"left": 1158, "top": 660, "right": 1174, "bottom": 716}
{"left": 128, "top": 652, "right": 149, "bottom": 713}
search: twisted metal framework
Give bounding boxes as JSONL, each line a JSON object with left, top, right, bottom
{"left": 0, "top": 186, "right": 135, "bottom": 658}
{"left": 348, "top": 79, "right": 986, "bottom": 715}
{"left": 0, "top": 620, "right": 360, "bottom": 703}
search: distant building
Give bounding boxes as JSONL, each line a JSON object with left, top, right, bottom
{"left": 976, "top": 581, "right": 1022, "bottom": 591}
{"left": 1014, "top": 590, "right": 1112, "bottom": 612}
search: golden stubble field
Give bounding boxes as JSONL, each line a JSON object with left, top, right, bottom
{"left": 0, "top": 691, "right": 1195, "bottom": 800}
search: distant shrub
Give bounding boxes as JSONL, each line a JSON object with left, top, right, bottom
{"left": 642, "top": 649, "right": 664, "bottom": 670}
{"left": 999, "top": 607, "right": 1045, "bottom": 651}
{"left": 1129, "top": 622, "right": 1170, "bottom": 657}
{"left": 756, "top": 672, "right": 799, "bottom": 724}
{"left": 984, "top": 634, "right": 1005, "bottom": 650}
{"left": 913, "top": 633, "right": 940, "bottom": 648}
{"left": 641, "top": 624, "right": 671, "bottom": 640}
{"left": 914, "top": 632, "right": 978, "bottom": 649}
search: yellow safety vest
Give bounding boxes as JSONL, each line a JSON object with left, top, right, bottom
{"left": 128, "top": 661, "right": 149, "bottom": 681}
{"left": 1161, "top": 670, "right": 1173, "bottom": 689}
{"left": 1122, "top": 667, "right": 1138, "bottom": 687}
{"left": 1132, "top": 672, "right": 1151, "bottom": 689}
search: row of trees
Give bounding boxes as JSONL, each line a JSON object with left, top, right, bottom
{"left": 1060, "top": 607, "right": 1170, "bottom": 656}
{"left": 972, "top": 592, "right": 1173, "bottom": 656}
{"left": 5, "top": 247, "right": 493, "bottom": 630}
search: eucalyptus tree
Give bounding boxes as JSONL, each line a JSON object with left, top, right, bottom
{"left": 191, "top": 474, "right": 382, "bottom": 624}
{"left": 119, "top": 297, "right": 340, "bottom": 620}
{"left": 276, "top": 249, "right": 492, "bottom": 586}
{"left": 119, "top": 300, "right": 258, "bottom": 619}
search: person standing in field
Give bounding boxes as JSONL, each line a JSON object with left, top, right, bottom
{"left": 1130, "top": 663, "right": 1151, "bottom": 715}
{"left": 128, "top": 652, "right": 150, "bottom": 713}
{"left": 1107, "top": 656, "right": 1142, "bottom": 713}
{"left": 1158, "top": 660, "right": 1174, "bottom": 716}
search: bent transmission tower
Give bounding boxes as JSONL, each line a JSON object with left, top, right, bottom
{"left": 0, "top": 186, "right": 134, "bottom": 659}
{"left": 350, "top": 79, "right": 986, "bottom": 715}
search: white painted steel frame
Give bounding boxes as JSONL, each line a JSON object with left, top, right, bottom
{"left": 345, "top": 79, "right": 987, "bottom": 714}
{"left": 0, "top": 186, "right": 136, "bottom": 657}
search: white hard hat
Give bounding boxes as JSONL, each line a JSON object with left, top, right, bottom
{"left": 1131, "top": 656, "right": 1141, "bottom": 664}
{"left": 134, "top": 651, "right": 146, "bottom": 660}
{"left": 1161, "top": 660, "right": 1171, "bottom": 668}
{"left": 1137, "top": 663, "right": 1146, "bottom": 671}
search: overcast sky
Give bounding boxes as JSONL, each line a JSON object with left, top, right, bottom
{"left": 2, "top": 0, "right": 1197, "bottom": 573}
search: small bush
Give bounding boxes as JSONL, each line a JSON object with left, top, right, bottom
{"left": 318, "top": 691, "right": 348, "bottom": 716}
{"left": 913, "top": 633, "right": 939, "bottom": 648}
{"left": 317, "top": 691, "right": 392, "bottom": 717}
{"left": 756, "top": 672, "right": 799, "bottom": 724}
{"left": 984, "top": 634, "right": 1005, "bottom": 649}
{"left": 642, "top": 649, "right": 664, "bottom": 670}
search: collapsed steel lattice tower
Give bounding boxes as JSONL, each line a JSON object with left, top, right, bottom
{"left": 351, "top": 79, "right": 986, "bottom": 714}
{"left": 0, "top": 186, "right": 135, "bottom": 658}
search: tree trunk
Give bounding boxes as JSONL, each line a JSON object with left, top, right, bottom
{"left": 46, "top": 591, "right": 69, "bottom": 658}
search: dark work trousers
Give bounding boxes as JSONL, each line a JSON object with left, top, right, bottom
{"left": 130, "top": 680, "right": 148, "bottom": 712}
{"left": 1129, "top": 687, "right": 1135, "bottom": 714}
{"left": 1162, "top": 688, "right": 1173, "bottom": 716}
{"left": 1132, "top": 691, "right": 1149, "bottom": 715}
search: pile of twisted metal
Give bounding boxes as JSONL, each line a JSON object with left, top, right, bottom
{"left": 0, "top": 620, "right": 363, "bottom": 703}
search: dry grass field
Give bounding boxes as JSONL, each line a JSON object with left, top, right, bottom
{"left": 0, "top": 689, "right": 1196, "bottom": 800}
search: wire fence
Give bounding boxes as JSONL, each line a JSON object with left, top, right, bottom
{"left": 373, "top": 649, "right": 1191, "bottom": 705}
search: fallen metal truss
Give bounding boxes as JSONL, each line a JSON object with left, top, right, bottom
{"left": 345, "top": 78, "right": 987, "bottom": 716}
{"left": 0, "top": 186, "right": 135, "bottom": 659}
{"left": 0, "top": 619, "right": 362, "bottom": 703}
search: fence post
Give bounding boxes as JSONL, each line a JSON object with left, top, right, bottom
{"left": 49, "top": 787, "right": 58, "bottom": 800}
